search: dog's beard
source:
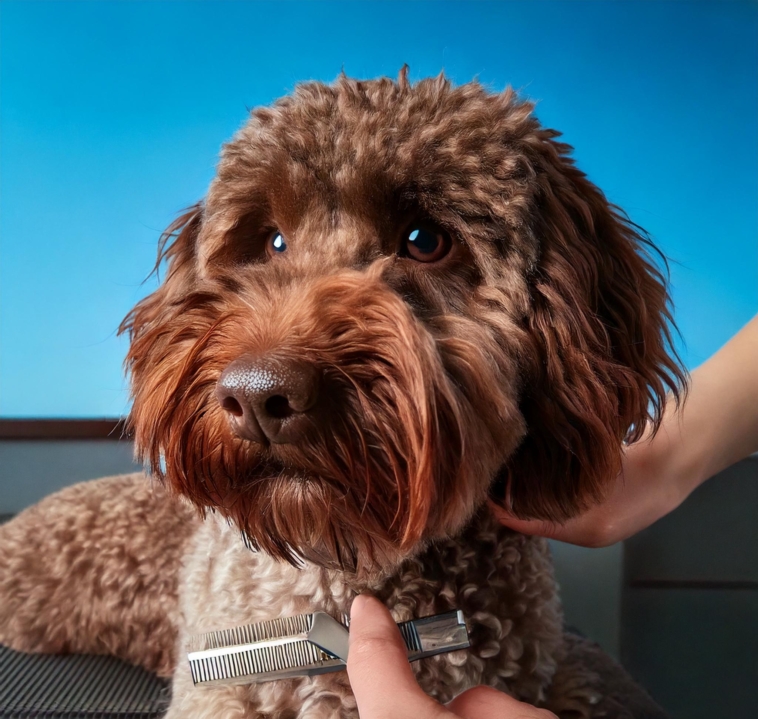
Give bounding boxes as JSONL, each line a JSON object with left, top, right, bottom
{"left": 138, "top": 391, "right": 447, "bottom": 574}
{"left": 174, "top": 411, "right": 444, "bottom": 573}
{"left": 128, "top": 271, "right": 521, "bottom": 574}
{"left": 237, "top": 472, "right": 402, "bottom": 573}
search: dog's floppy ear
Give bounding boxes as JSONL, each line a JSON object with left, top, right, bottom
{"left": 119, "top": 203, "right": 203, "bottom": 459}
{"left": 492, "top": 134, "right": 686, "bottom": 521}
{"left": 120, "top": 203, "right": 203, "bottom": 339}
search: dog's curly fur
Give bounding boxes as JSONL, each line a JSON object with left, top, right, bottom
{"left": 0, "top": 70, "right": 684, "bottom": 717}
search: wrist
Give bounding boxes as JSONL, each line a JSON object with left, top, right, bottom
{"left": 627, "top": 422, "right": 693, "bottom": 525}
{"left": 652, "top": 419, "right": 708, "bottom": 516}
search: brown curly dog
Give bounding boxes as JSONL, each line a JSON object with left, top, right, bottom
{"left": 0, "top": 70, "right": 683, "bottom": 718}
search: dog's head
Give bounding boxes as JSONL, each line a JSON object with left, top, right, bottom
{"left": 122, "top": 71, "right": 684, "bottom": 574}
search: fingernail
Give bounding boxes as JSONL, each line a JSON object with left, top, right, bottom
{"left": 350, "top": 593, "right": 371, "bottom": 621}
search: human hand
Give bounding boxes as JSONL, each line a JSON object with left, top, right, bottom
{"left": 347, "top": 594, "right": 556, "bottom": 719}
{"left": 490, "top": 426, "right": 686, "bottom": 547}
{"left": 492, "top": 314, "right": 758, "bottom": 547}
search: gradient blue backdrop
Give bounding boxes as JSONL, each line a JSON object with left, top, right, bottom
{"left": 1, "top": 0, "right": 756, "bottom": 417}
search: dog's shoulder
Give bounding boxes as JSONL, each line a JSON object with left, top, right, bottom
{"left": 0, "top": 472, "right": 198, "bottom": 674}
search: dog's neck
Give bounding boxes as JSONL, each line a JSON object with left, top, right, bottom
{"left": 184, "top": 507, "right": 562, "bottom": 706}
{"left": 236, "top": 507, "right": 501, "bottom": 592}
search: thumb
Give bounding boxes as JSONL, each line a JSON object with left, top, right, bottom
{"left": 347, "top": 594, "right": 451, "bottom": 719}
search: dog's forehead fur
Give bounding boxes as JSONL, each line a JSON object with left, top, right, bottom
{"left": 200, "top": 73, "right": 540, "bottom": 278}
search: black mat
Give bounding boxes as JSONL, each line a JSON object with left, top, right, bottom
{"left": 0, "top": 645, "right": 170, "bottom": 718}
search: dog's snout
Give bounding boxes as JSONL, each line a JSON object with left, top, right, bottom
{"left": 216, "top": 356, "right": 320, "bottom": 444}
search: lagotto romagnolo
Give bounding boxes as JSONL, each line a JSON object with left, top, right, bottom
{"left": 0, "top": 71, "right": 684, "bottom": 717}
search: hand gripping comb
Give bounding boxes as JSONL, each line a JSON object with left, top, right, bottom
{"left": 187, "top": 610, "right": 470, "bottom": 687}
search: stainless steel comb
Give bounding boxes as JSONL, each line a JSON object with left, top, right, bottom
{"left": 187, "top": 609, "right": 470, "bottom": 687}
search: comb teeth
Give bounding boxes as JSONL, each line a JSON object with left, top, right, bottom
{"left": 188, "top": 613, "right": 350, "bottom": 687}
{"left": 189, "top": 614, "right": 315, "bottom": 653}
{"left": 189, "top": 638, "right": 331, "bottom": 685}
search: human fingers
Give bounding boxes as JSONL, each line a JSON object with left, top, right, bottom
{"left": 448, "top": 686, "right": 558, "bottom": 719}
{"left": 347, "top": 594, "right": 452, "bottom": 719}
{"left": 488, "top": 499, "right": 620, "bottom": 548}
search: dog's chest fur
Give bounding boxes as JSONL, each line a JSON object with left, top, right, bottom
{"left": 168, "top": 512, "right": 564, "bottom": 718}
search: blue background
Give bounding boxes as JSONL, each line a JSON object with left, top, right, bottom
{"left": 1, "top": 0, "right": 756, "bottom": 418}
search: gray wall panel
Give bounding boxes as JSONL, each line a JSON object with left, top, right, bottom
{"left": 0, "top": 440, "right": 141, "bottom": 514}
{"left": 550, "top": 541, "right": 622, "bottom": 658}
{"left": 625, "top": 457, "right": 758, "bottom": 584}
{"left": 621, "top": 588, "right": 758, "bottom": 719}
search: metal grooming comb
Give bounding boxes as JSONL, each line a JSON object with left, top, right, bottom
{"left": 187, "top": 610, "right": 470, "bottom": 687}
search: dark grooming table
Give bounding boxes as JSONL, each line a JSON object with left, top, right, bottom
{"left": 0, "top": 632, "right": 668, "bottom": 719}
{"left": 0, "top": 645, "right": 169, "bottom": 719}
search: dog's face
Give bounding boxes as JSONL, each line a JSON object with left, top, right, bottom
{"left": 123, "top": 72, "right": 683, "bottom": 574}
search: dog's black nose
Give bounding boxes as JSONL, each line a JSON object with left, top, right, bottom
{"left": 215, "top": 356, "right": 320, "bottom": 444}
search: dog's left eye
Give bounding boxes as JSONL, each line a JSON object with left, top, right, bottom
{"left": 403, "top": 225, "right": 450, "bottom": 263}
{"left": 266, "top": 231, "right": 287, "bottom": 257}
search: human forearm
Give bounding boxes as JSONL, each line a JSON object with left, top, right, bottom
{"left": 670, "top": 314, "right": 758, "bottom": 489}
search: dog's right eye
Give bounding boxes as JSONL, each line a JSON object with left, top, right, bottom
{"left": 266, "top": 231, "right": 288, "bottom": 258}
{"left": 401, "top": 224, "right": 451, "bottom": 263}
